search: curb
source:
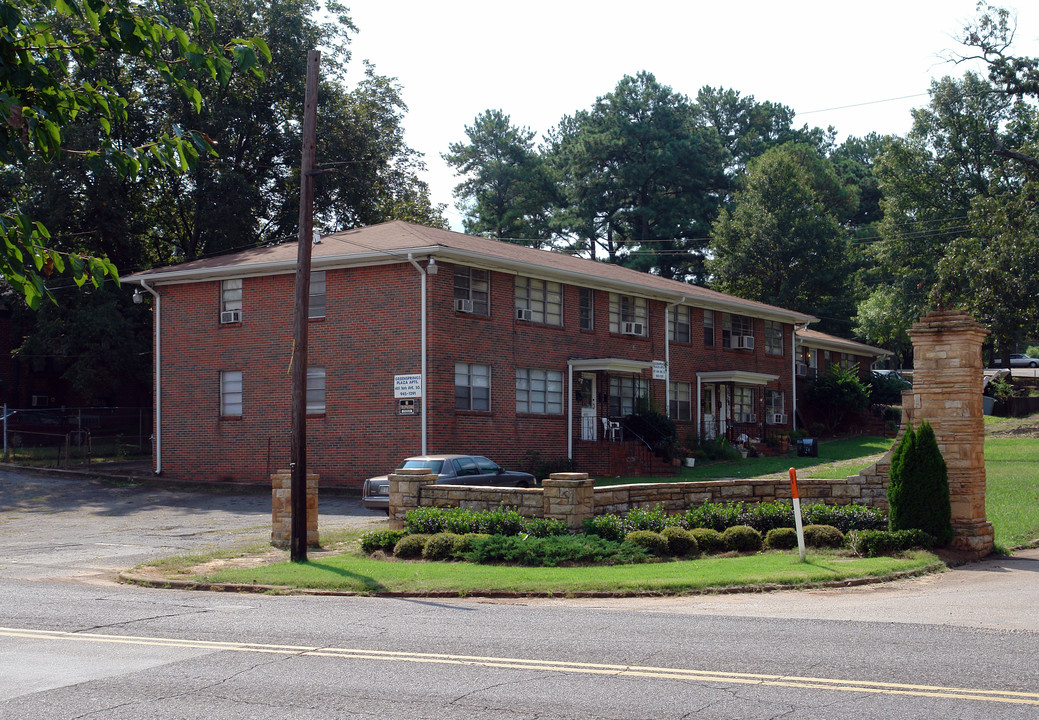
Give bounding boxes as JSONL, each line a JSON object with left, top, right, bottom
{"left": 118, "top": 564, "right": 944, "bottom": 599}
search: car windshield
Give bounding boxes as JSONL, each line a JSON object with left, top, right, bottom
{"left": 400, "top": 459, "right": 444, "bottom": 473}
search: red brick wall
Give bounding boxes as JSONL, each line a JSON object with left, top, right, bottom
{"left": 155, "top": 260, "right": 795, "bottom": 488}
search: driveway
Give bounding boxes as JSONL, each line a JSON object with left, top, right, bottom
{"left": 0, "top": 468, "right": 385, "bottom": 582}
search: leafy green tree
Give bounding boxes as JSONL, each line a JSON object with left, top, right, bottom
{"left": 887, "top": 421, "right": 953, "bottom": 546}
{"left": 708, "top": 143, "right": 855, "bottom": 328}
{"left": 443, "top": 109, "right": 556, "bottom": 244}
{"left": 549, "top": 72, "right": 727, "bottom": 280}
{"left": 802, "top": 363, "right": 870, "bottom": 433}
{"left": 1, "top": 0, "right": 271, "bottom": 306}
{"left": 854, "top": 285, "right": 913, "bottom": 367}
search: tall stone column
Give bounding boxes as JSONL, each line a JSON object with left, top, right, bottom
{"left": 388, "top": 468, "right": 437, "bottom": 529}
{"left": 542, "top": 473, "right": 595, "bottom": 530}
{"left": 907, "top": 310, "right": 994, "bottom": 554}
{"left": 271, "top": 470, "right": 319, "bottom": 548}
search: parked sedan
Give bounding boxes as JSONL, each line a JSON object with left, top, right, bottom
{"left": 361, "top": 455, "right": 536, "bottom": 512}
{"left": 1009, "top": 354, "right": 1039, "bottom": 368}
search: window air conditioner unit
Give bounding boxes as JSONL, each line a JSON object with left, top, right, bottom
{"left": 515, "top": 307, "right": 532, "bottom": 321}
{"left": 454, "top": 299, "right": 474, "bottom": 313}
{"left": 31, "top": 394, "right": 47, "bottom": 407}
{"left": 796, "top": 362, "right": 808, "bottom": 377}
{"left": 737, "top": 335, "right": 755, "bottom": 350}
{"left": 220, "top": 310, "right": 241, "bottom": 324}
{"left": 622, "top": 321, "right": 644, "bottom": 336}
{"left": 768, "top": 413, "right": 787, "bottom": 425}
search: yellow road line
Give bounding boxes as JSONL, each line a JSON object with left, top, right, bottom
{"left": 2, "top": 626, "right": 1036, "bottom": 706}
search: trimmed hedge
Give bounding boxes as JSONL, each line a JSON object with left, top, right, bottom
{"left": 721, "top": 525, "right": 763, "bottom": 553}
{"left": 422, "top": 532, "right": 459, "bottom": 560}
{"left": 462, "top": 534, "right": 652, "bottom": 566}
{"left": 802, "top": 524, "right": 845, "bottom": 548}
{"left": 847, "top": 529, "right": 937, "bottom": 557}
{"left": 662, "top": 526, "right": 699, "bottom": 557}
{"left": 690, "top": 528, "right": 725, "bottom": 555}
{"left": 625, "top": 530, "right": 669, "bottom": 557}
{"left": 359, "top": 529, "right": 408, "bottom": 554}
{"left": 393, "top": 534, "right": 429, "bottom": 559}
{"left": 764, "top": 527, "right": 798, "bottom": 550}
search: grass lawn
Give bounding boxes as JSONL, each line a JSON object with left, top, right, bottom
{"left": 985, "top": 437, "right": 1039, "bottom": 548}
{"left": 190, "top": 549, "right": 939, "bottom": 596}
{"left": 596, "top": 435, "right": 894, "bottom": 486}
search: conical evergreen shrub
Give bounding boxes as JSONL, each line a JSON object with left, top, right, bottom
{"left": 887, "top": 420, "right": 954, "bottom": 546}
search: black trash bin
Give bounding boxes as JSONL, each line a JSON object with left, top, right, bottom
{"left": 796, "top": 438, "right": 818, "bottom": 457}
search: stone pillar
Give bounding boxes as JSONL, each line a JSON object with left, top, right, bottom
{"left": 271, "top": 470, "right": 319, "bottom": 548}
{"left": 542, "top": 472, "right": 595, "bottom": 530}
{"left": 388, "top": 469, "right": 437, "bottom": 529}
{"left": 907, "top": 310, "right": 994, "bottom": 554}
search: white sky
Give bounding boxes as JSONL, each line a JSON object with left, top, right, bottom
{"left": 339, "top": 1, "right": 1039, "bottom": 230}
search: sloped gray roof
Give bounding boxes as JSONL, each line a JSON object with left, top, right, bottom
{"left": 126, "top": 220, "right": 817, "bottom": 323}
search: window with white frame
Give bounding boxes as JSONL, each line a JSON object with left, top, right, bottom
{"left": 309, "top": 270, "right": 326, "bottom": 319}
{"left": 609, "top": 294, "right": 648, "bottom": 336}
{"left": 765, "top": 320, "right": 783, "bottom": 355}
{"left": 766, "top": 389, "right": 784, "bottom": 415}
{"left": 608, "top": 375, "right": 645, "bottom": 417}
{"left": 453, "top": 266, "right": 489, "bottom": 315}
{"left": 455, "top": 362, "right": 490, "bottom": 411}
{"left": 722, "top": 313, "right": 754, "bottom": 349}
{"left": 579, "top": 287, "right": 594, "bottom": 331}
{"left": 221, "top": 279, "right": 242, "bottom": 322}
{"left": 516, "top": 368, "right": 563, "bottom": 414}
{"left": 703, "top": 309, "right": 715, "bottom": 347}
{"left": 220, "top": 371, "right": 242, "bottom": 416}
{"left": 733, "top": 385, "right": 756, "bottom": 423}
{"left": 514, "top": 277, "right": 562, "bottom": 325}
{"left": 669, "top": 381, "right": 692, "bottom": 421}
{"left": 670, "top": 306, "right": 691, "bottom": 343}
{"left": 306, "top": 367, "right": 326, "bottom": 414}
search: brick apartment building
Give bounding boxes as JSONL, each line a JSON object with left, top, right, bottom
{"left": 126, "top": 221, "right": 884, "bottom": 488}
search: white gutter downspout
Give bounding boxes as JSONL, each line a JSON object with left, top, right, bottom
{"left": 663, "top": 297, "right": 686, "bottom": 417}
{"left": 407, "top": 254, "right": 428, "bottom": 456}
{"left": 139, "top": 280, "right": 162, "bottom": 474}
{"left": 792, "top": 322, "right": 810, "bottom": 433}
{"left": 567, "top": 362, "right": 574, "bottom": 460}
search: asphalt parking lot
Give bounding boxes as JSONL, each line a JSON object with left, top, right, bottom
{"left": 0, "top": 468, "right": 385, "bottom": 581}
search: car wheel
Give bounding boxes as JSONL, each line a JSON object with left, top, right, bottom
{"left": 1030, "top": 362, "right": 1037, "bottom": 368}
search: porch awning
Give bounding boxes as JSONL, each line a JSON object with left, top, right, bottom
{"left": 568, "top": 358, "right": 654, "bottom": 373}
{"left": 696, "top": 370, "right": 778, "bottom": 385}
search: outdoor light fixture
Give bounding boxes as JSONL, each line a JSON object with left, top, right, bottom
{"left": 426, "top": 257, "right": 438, "bottom": 275}
{"left": 132, "top": 288, "right": 143, "bottom": 304}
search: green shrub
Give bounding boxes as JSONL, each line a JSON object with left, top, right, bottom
{"left": 847, "top": 529, "right": 937, "bottom": 557}
{"left": 888, "top": 421, "right": 954, "bottom": 546}
{"left": 801, "top": 503, "right": 887, "bottom": 532}
{"left": 764, "top": 527, "right": 798, "bottom": 550}
{"left": 404, "top": 506, "right": 527, "bottom": 536}
{"left": 738, "top": 502, "right": 794, "bottom": 533}
{"left": 624, "top": 530, "right": 669, "bottom": 557}
{"left": 802, "top": 524, "right": 844, "bottom": 548}
{"left": 690, "top": 528, "right": 725, "bottom": 554}
{"left": 452, "top": 532, "right": 491, "bottom": 556}
{"left": 685, "top": 502, "right": 744, "bottom": 532}
{"left": 462, "top": 534, "right": 652, "bottom": 566}
{"left": 393, "top": 533, "right": 429, "bottom": 559}
{"left": 422, "top": 532, "right": 459, "bottom": 560}
{"left": 359, "top": 529, "right": 408, "bottom": 554}
{"left": 624, "top": 506, "right": 670, "bottom": 533}
{"left": 661, "top": 526, "right": 699, "bottom": 557}
{"left": 721, "top": 525, "right": 763, "bottom": 553}
{"left": 583, "top": 514, "right": 627, "bottom": 542}
{"left": 523, "top": 517, "right": 571, "bottom": 538}
{"left": 523, "top": 450, "right": 578, "bottom": 480}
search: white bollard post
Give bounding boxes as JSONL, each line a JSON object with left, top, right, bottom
{"left": 789, "top": 467, "right": 806, "bottom": 562}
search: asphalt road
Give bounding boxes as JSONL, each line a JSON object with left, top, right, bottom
{"left": 1, "top": 469, "right": 1037, "bottom": 719}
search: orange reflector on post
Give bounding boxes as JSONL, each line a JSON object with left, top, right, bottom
{"left": 788, "top": 467, "right": 799, "bottom": 499}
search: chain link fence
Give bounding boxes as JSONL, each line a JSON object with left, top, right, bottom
{"left": 2, "top": 406, "right": 152, "bottom": 468}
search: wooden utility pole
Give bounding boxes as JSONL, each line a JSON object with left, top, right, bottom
{"left": 289, "top": 49, "right": 321, "bottom": 562}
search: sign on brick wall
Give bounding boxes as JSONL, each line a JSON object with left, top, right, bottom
{"left": 394, "top": 374, "right": 422, "bottom": 398}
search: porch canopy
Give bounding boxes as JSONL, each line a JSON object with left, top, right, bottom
{"left": 695, "top": 370, "right": 779, "bottom": 435}
{"left": 567, "top": 358, "right": 655, "bottom": 457}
